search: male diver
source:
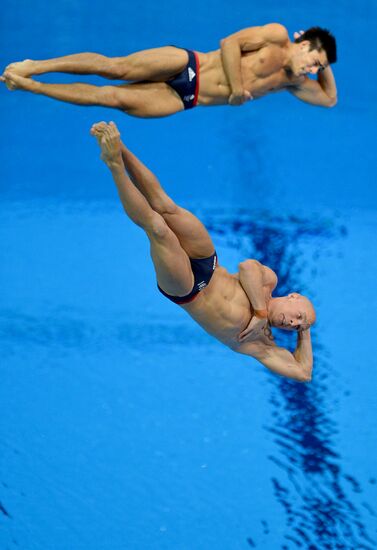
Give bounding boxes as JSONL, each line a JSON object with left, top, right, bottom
{"left": 2, "top": 26, "right": 337, "bottom": 117}
{"left": 90, "top": 121, "right": 316, "bottom": 382}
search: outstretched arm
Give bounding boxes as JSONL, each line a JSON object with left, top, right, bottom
{"left": 239, "top": 329, "right": 314, "bottom": 382}
{"left": 288, "top": 66, "right": 338, "bottom": 107}
{"left": 220, "top": 23, "right": 288, "bottom": 105}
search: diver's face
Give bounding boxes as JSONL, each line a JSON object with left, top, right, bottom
{"left": 292, "top": 41, "right": 328, "bottom": 76}
{"left": 268, "top": 293, "right": 313, "bottom": 331}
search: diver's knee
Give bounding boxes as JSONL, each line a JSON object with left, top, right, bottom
{"left": 147, "top": 212, "right": 170, "bottom": 240}
{"left": 152, "top": 196, "right": 179, "bottom": 216}
{"left": 101, "top": 86, "right": 125, "bottom": 108}
{"left": 109, "top": 58, "right": 133, "bottom": 80}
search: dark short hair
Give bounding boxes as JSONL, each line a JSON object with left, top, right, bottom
{"left": 295, "top": 27, "right": 337, "bottom": 64}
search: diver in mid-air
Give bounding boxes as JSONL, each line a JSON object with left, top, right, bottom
{"left": 89, "top": 121, "right": 316, "bottom": 382}
{"left": 2, "top": 26, "right": 337, "bottom": 117}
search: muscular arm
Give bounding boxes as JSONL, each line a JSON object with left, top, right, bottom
{"left": 288, "top": 66, "right": 338, "bottom": 107}
{"left": 220, "top": 23, "right": 288, "bottom": 104}
{"left": 238, "top": 259, "right": 277, "bottom": 315}
{"left": 238, "top": 329, "right": 313, "bottom": 382}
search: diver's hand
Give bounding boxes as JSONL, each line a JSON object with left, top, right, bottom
{"left": 238, "top": 315, "right": 268, "bottom": 342}
{"left": 229, "top": 90, "right": 252, "bottom": 106}
{"left": 293, "top": 30, "right": 305, "bottom": 40}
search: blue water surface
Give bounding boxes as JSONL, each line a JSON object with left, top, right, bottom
{"left": 1, "top": 1, "right": 377, "bottom": 549}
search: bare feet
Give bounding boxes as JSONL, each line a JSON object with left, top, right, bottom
{"left": 90, "top": 121, "right": 108, "bottom": 145}
{"left": 4, "top": 59, "right": 37, "bottom": 78}
{"left": 0, "top": 71, "right": 38, "bottom": 91}
{"left": 90, "top": 121, "right": 123, "bottom": 167}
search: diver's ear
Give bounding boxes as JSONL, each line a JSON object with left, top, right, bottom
{"left": 288, "top": 292, "right": 300, "bottom": 299}
{"left": 299, "top": 40, "right": 310, "bottom": 50}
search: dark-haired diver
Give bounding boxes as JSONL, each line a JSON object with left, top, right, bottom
{"left": 2, "top": 26, "right": 337, "bottom": 117}
{"left": 91, "top": 121, "right": 316, "bottom": 381}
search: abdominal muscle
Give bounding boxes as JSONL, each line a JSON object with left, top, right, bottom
{"left": 196, "top": 51, "right": 231, "bottom": 105}
{"left": 181, "top": 267, "right": 253, "bottom": 348}
{"left": 196, "top": 47, "right": 291, "bottom": 105}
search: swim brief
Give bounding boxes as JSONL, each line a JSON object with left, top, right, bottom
{"left": 158, "top": 251, "right": 217, "bottom": 304}
{"left": 167, "top": 47, "right": 200, "bottom": 109}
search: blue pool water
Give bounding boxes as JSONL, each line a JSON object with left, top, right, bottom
{"left": 1, "top": 1, "right": 377, "bottom": 549}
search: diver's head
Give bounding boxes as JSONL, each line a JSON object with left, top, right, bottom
{"left": 268, "top": 293, "right": 316, "bottom": 331}
{"left": 291, "top": 27, "right": 337, "bottom": 76}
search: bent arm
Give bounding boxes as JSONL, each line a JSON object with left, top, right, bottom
{"left": 289, "top": 66, "right": 337, "bottom": 107}
{"left": 220, "top": 23, "right": 288, "bottom": 102}
{"left": 238, "top": 329, "right": 313, "bottom": 382}
{"left": 238, "top": 259, "right": 277, "bottom": 317}
{"left": 292, "top": 329, "right": 313, "bottom": 375}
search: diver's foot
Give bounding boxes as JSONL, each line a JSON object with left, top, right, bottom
{"left": 0, "top": 71, "right": 39, "bottom": 92}
{"left": 90, "top": 121, "right": 108, "bottom": 146}
{"left": 90, "top": 121, "right": 122, "bottom": 167}
{"left": 4, "top": 59, "right": 37, "bottom": 77}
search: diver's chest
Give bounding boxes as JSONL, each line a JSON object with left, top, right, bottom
{"left": 242, "top": 46, "right": 286, "bottom": 78}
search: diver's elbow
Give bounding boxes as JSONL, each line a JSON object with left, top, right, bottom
{"left": 326, "top": 95, "right": 337, "bottom": 107}
{"left": 296, "top": 371, "right": 312, "bottom": 383}
{"left": 293, "top": 365, "right": 312, "bottom": 382}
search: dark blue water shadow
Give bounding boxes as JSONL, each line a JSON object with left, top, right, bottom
{"left": 204, "top": 209, "right": 376, "bottom": 549}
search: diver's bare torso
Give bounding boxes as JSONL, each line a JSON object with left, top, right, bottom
{"left": 197, "top": 44, "right": 301, "bottom": 105}
{"left": 181, "top": 266, "right": 273, "bottom": 349}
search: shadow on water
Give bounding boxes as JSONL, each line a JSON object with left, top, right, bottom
{"left": 205, "top": 209, "right": 376, "bottom": 550}
{"left": 1, "top": 205, "right": 376, "bottom": 548}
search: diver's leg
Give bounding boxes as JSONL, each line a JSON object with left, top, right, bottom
{"left": 101, "top": 128, "right": 215, "bottom": 258}
{"left": 4, "top": 47, "right": 188, "bottom": 81}
{"left": 2, "top": 72, "right": 184, "bottom": 117}
{"left": 2, "top": 72, "right": 124, "bottom": 107}
{"left": 92, "top": 121, "right": 194, "bottom": 296}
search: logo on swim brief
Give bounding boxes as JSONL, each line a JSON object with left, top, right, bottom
{"left": 188, "top": 67, "right": 196, "bottom": 82}
{"left": 198, "top": 280, "right": 207, "bottom": 291}
{"left": 184, "top": 94, "right": 195, "bottom": 102}
{"left": 213, "top": 255, "right": 217, "bottom": 270}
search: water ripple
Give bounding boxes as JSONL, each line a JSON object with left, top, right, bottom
{"left": 206, "top": 208, "right": 375, "bottom": 549}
